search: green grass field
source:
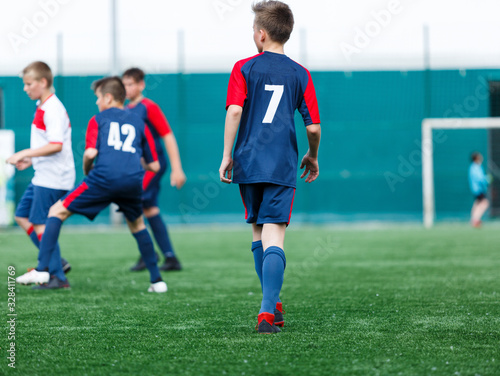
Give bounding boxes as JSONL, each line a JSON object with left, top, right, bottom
{"left": 1, "top": 224, "right": 499, "bottom": 375}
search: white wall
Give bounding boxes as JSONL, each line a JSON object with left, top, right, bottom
{"left": 1, "top": 0, "right": 499, "bottom": 75}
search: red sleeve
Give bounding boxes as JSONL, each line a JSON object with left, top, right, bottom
{"left": 303, "top": 70, "right": 320, "bottom": 124}
{"left": 225, "top": 54, "right": 264, "bottom": 110}
{"left": 85, "top": 116, "right": 99, "bottom": 149}
{"left": 143, "top": 124, "right": 158, "bottom": 163}
{"left": 142, "top": 98, "right": 171, "bottom": 137}
{"left": 226, "top": 60, "right": 248, "bottom": 109}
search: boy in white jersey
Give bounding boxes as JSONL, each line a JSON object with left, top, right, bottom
{"left": 7, "top": 61, "right": 75, "bottom": 288}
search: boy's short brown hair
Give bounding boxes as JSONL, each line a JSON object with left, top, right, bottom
{"left": 22, "top": 61, "right": 53, "bottom": 88}
{"left": 122, "top": 67, "right": 145, "bottom": 83}
{"left": 92, "top": 76, "right": 126, "bottom": 104}
{"left": 252, "top": 0, "right": 294, "bottom": 44}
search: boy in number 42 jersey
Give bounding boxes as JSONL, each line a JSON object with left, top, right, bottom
{"left": 219, "top": 0, "right": 321, "bottom": 334}
{"left": 16, "top": 77, "right": 167, "bottom": 293}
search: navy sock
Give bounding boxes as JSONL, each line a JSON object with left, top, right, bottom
{"left": 251, "top": 241, "right": 263, "bottom": 291}
{"left": 27, "top": 226, "right": 40, "bottom": 249}
{"left": 147, "top": 214, "right": 176, "bottom": 258}
{"left": 259, "top": 246, "right": 286, "bottom": 314}
{"left": 37, "top": 217, "right": 63, "bottom": 276}
{"left": 49, "top": 243, "right": 66, "bottom": 281}
{"left": 252, "top": 241, "right": 281, "bottom": 304}
{"left": 133, "top": 229, "right": 162, "bottom": 283}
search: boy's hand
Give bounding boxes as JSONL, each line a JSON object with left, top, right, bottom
{"left": 300, "top": 152, "right": 319, "bottom": 183}
{"left": 170, "top": 169, "right": 187, "bottom": 189}
{"left": 15, "top": 157, "right": 32, "bottom": 171}
{"left": 6, "top": 150, "right": 28, "bottom": 166}
{"left": 219, "top": 157, "right": 233, "bottom": 184}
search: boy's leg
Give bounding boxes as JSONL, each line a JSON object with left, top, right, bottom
{"left": 472, "top": 198, "right": 489, "bottom": 225}
{"left": 260, "top": 223, "right": 287, "bottom": 316}
{"left": 36, "top": 201, "right": 72, "bottom": 279}
{"left": 251, "top": 224, "right": 263, "bottom": 290}
{"left": 16, "top": 201, "right": 71, "bottom": 286}
{"left": 15, "top": 184, "right": 40, "bottom": 249}
{"left": 127, "top": 215, "right": 164, "bottom": 289}
{"left": 255, "top": 184, "right": 294, "bottom": 332}
{"left": 144, "top": 206, "right": 181, "bottom": 271}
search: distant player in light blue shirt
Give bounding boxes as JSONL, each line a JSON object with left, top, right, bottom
{"left": 468, "top": 152, "right": 489, "bottom": 227}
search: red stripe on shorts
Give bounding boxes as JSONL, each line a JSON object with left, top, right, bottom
{"left": 63, "top": 182, "right": 89, "bottom": 208}
{"left": 239, "top": 190, "right": 248, "bottom": 220}
{"left": 287, "top": 189, "right": 296, "bottom": 225}
{"left": 143, "top": 171, "right": 156, "bottom": 191}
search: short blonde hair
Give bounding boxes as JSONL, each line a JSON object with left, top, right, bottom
{"left": 252, "top": 1, "right": 294, "bottom": 44}
{"left": 23, "top": 61, "right": 53, "bottom": 88}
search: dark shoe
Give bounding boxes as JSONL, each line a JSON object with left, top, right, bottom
{"left": 130, "top": 252, "right": 159, "bottom": 271}
{"left": 61, "top": 258, "right": 71, "bottom": 274}
{"left": 32, "top": 275, "right": 70, "bottom": 290}
{"left": 257, "top": 313, "right": 281, "bottom": 334}
{"left": 159, "top": 256, "right": 182, "bottom": 271}
{"left": 274, "top": 302, "right": 285, "bottom": 327}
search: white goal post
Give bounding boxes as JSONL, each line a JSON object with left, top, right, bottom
{"left": 422, "top": 118, "right": 500, "bottom": 228}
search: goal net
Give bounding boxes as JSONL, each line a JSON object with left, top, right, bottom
{"left": 422, "top": 117, "right": 500, "bottom": 228}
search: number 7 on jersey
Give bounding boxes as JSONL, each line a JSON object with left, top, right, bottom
{"left": 263, "top": 84, "right": 284, "bottom": 124}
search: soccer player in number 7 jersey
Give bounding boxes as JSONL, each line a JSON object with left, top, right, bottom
{"left": 219, "top": 0, "right": 321, "bottom": 334}
{"left": 18, "top": 76, "right": 167, "bottom": 292}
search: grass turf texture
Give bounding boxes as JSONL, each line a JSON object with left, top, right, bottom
{"left": 1, "top": 225, "right": 499, "bottom": 376}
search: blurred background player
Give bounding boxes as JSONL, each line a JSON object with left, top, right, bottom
{"left": 16, "top": 77, "right": 167, "bottom": 292}
{"left": 468, "top": 152, "right": 490, "bottom": 228}
{"left": 122, "top": 68, "right": 186, "bottom": 272}
{"left": 8, "top": 61, "right": 74, "bottom": 284}
{"left": 219, "top": 0, "right": 321, "bottom": 334}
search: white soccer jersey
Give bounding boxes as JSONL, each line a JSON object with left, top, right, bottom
{"left": 30, "top": 94, "right": 75, "bottom": 190}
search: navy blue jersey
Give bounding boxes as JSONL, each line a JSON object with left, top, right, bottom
{"left": 126, "top": 98, "right": 171, "bottom": 166}
{"left": 85, "top": 107, "right": 157, "bottom": 186}
{"left": 226, "top": 52, "right": 320, "bottom": 188}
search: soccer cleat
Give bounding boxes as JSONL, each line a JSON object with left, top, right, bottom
{"left": 159, "top": 256, "right": 182, "bottom": 271}
{"left": 471, "top": 219, "right": 482, "bottom": 228}
{"left": 274, "top": 302, "right": 285, "bottom": 327}
{"left": 61, "top": 258, "right": 71, "bottom": 274}
{"left": 32, "top": 275, "right": 70, "bottom": 290}
{"left": 130, "top": 252, "right": 160, "bottom": 272}
{"left": 148, "top": 280, "right": 168, "bottom": 293}
{"left": 16, "top": 269, "right": 50, "bottom": 285}
{"left": 257, "top": 312, "right": 281, "bottom": 334}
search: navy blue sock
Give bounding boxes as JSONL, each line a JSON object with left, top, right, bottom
{"left": 49, "top": 243, "right": 66, "bottom": 281}
{"left": 133, "top": 229, "right": 162, "bottom": 283}
{"left": 259, "top": 246, "right": 286, "bottom": 314}
{"left": 27, "top": 226, "right": 40, "bottom": 249}
{"left": 252, "top": 241, "right": 281, "bottom": 304}
{"left": 147, "top": 214, "right": 176, "bottom": 258}
{"left": 37, "top": 217, "right": 63, "bottom": 274}
{"left": 251, "top": 241, "right": 263, "bottom": 291}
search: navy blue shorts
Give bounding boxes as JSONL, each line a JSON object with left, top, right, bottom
{"left": 475, "top": 193, "right": 487, "bottom": 201}
{"left": 62, "top": 179, "right": 143, "bottom": 222}
{"left": 15, "top": 183, "right": 68, "bottom": 225}
{"left": 142, "top": 166, "right": 167, "bottom": 209}
{"left": 239, "top": 183, "right": 296, "bottom": 225}
{"left": 142, "top": 158, "right": 167, "bottom": 209}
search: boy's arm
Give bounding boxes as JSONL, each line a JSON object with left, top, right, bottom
{"left": 144, "top": 100, "right": 186, "bottom": 189}
{"left": 300, "top": 123, "right": 321, "bottom": 183}
{"left": 7, "top": 143, "right": 63, "bottom": 166}
{"left": 142, "top": 158, "right": 160, "bottom": 173}
{"left": 219, "top": 105, "right": 242, "bottom": 184}
{"left": 83, "top": 148, "right": 98, "bottom": 176}
{"left": 162, "top": 133, "right": 186, "bottom": 189}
